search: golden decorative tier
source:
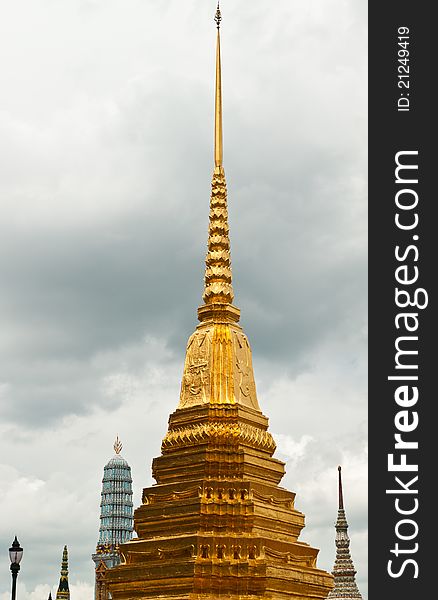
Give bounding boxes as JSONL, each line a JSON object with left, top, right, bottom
{"left": 203, "top": 167, "right": 234, "bottom": 305}
{"left": 107, "top": 400, "right": 333, "bottom": 598}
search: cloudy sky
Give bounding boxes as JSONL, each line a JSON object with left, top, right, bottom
{"left": 0, "top": 0, "right": 367, "bottom": 598}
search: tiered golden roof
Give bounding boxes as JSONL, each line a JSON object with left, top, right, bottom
{"left": 107, "top": 5, "right": 333, "bottom": 599}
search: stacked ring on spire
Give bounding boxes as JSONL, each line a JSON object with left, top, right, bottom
{"left": 203, "top": 166, "right": 234, "bottom": 305}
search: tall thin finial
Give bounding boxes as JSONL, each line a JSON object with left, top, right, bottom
{"left": 338, "top": 465, "right": 344, "bottom": 510}
{"left": 114, "top": 435, "right": 123, "bottom": 455}
{"left": 214, "top": 3, "right": 223, "bottom": 168}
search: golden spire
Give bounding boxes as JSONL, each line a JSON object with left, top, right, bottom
{"left": 55, "top": 546, "right": 70, "bottom": 600}
{"left": 202, "top": 3, "right": 235, "bottom": 310}
{"left": 114, "top": 435, "right": 123, "bottom": 455}
{"left": 105, "top": 8, "right": 334, "bottom": 598}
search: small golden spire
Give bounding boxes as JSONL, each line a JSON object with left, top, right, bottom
{"left": 56, "top": 546, "right": 69, "bottom": 599}
{"left": 114, "top": 435, "right": 123, "bottom": 455}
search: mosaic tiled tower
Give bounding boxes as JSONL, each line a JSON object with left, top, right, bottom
{"left": 327, "top": 468, "right": 363, "bottom": 600}
{"left": 55, "top": 546, "right": 70, "bottom": 600}
{"left": 92, "top": 437, "right": 134, "bottom": 600}
{"left": 106, "top": 5, "right": 333, "bottom": 599}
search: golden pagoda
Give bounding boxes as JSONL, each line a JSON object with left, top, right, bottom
{"left": 55, "top": 546, "right": 70, "bottom": 600}
{"left": 107, "top": 4, "right": 333, "bottom": 599}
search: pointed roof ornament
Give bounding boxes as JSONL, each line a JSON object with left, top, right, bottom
{"left": 327, "top": 467, "right": 363, "bottom": 600}
{"left": 114, "top": 435, "right": 123, "bottom": 455}
{"left": 48, "top": 593, "right": 53, "bottom": 600}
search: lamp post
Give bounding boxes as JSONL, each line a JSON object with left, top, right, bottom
{"left": 9, "top": 537, "right": 23, "bottom": 600}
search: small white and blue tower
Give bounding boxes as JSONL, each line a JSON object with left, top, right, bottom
{"left": 92, "top": 437, "right": 133, "bottom": 600}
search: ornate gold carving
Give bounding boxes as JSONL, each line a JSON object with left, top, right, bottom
{"left": 121, "top": 546, "right": 197, "bottom": 563}
{"left": 233, "top": 330, "right": 259, "bottom": 408}
{"left": 211, "top": 323, "right": 234, "bottom": 403}
{"left": 179, "top": 329, "right": 212, "bottom": 407}
{"left": 162, "top": 420, "right": 276, "bottom": 453}
{"left": 203, "top": 167, "right": 233, "bottom": 304}
{"left": 178, "top": 325, "right": 260, "bottom": 411}
{"left": 252, "top": 490, "right": 294, "bottom": 508}
{"left": 182, "top": 331, "right": 209, "bottom": 404}
{"left": 123, "top": 549, "right": 158, "bottom": 563}
{"left": 158, "top": 545, "right": 196, "bottom": 560}
{"left": 143, "top": 486, "right": 201, "bottom": 505}
{"left": 263, "top": 546, "right": 316, "bottom": 567}
{"left": 201, "top": 485, "right": 249, "bottom": 502}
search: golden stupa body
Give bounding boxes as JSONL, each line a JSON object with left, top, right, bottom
{"left": 107, "top": 7, "right": 333, "bottom": 599}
